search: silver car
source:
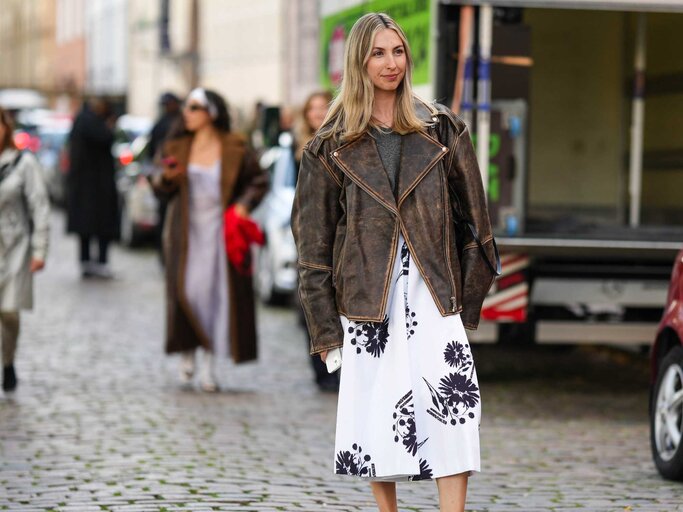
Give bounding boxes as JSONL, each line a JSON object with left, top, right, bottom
{"left": 252, "top": 133, "right": 298, "bottom": 305}
{"left": 113, "top": 115, "right": 158, "bottom": 247}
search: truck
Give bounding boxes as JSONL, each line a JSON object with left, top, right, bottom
{"left": 319, "top": 0, "right": 683, "bottom": 346}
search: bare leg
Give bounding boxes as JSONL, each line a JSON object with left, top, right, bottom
{"left": 179, "top": 350, "right": 195, "bottom": 384}
{"left": 436, "top": 473, "right": 469, "bottom": 512}
{"left": 370, "top": 482, "right": 398, "bottom": 512}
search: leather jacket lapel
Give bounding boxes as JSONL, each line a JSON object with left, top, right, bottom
{"left": 331, "top": 134, "right": 397, "bottom": 213}
{"left": 331, "top": 129, "right": 448, "bottom": 212}
{"left": 397, "top": 130, "right": 448, "bottom": 206}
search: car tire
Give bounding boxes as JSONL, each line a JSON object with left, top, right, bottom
{"left": 256, "top": 244, "right": 288, "bottom": 306}
{"left": 650, "top": 345, "right": 683, "bottom": 481}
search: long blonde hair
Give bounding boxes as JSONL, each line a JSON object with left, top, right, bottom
{"left": 295, "top": 90, "right": 333, "bottom": 160}
{"left": 319, "top": 12, "right": 432, "bottom": 142}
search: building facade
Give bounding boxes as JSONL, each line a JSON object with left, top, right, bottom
{"left": 0, "top": 0, "right": 57, "bottom": 101}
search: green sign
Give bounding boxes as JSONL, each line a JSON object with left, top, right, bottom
{"left": 320, "top": 0, "right": 432, "bottom": 89}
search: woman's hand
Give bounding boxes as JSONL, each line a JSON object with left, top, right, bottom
{"left": 30, "top": 259, "right": 45, "bottom": 273}
{"left": 161, "top": 157, "right": 185, "bottom": 181}
{"left": 233, "top": 203, "right": 249, "bottom": 218}
{"left": 319, "top": 350, "right": 328, "bottom": 363}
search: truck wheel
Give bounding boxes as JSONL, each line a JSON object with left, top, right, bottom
{"left": 651, "top": 345, "right": 683, "bottom": 481}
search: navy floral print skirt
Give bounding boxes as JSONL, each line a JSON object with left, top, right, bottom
{"left": 334, "top": 235, "right": 481, "bottom": 481}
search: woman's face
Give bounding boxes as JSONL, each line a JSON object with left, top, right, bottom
{"left": 305, "top": 96, "right": 329, "bottom": 132}
{"left": 366, "top": 28, "right": 406, "bottom": 94}
{"left": 182, "top": 100, "right": 212, "bottom": 132}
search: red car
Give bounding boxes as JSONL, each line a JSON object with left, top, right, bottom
{"left": 650, "top": 249, "right": 683, "bottom": 481}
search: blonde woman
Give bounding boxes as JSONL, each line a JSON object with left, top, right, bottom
{"left": 292, "top": 13, "right": 497, "bottom": 512}
{"left": 294, "top": 91, "right": 333, "bottom": 163}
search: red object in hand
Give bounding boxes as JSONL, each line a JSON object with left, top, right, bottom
{"left": 223, "top": 205, "right": 265, "bottom": 276}
{"left": 162, "top": 156, "right": 178, "bottom": 168}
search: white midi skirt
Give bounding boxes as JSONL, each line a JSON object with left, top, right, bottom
{"left": 334, "top": 235, "right": 481, "bottom": 481}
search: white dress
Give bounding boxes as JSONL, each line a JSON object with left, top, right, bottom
{"left": 334, "top": 234, "right": 481, "bottom": 481}
{"left": 184, "top": 161, "right": 230, "bottom": 358}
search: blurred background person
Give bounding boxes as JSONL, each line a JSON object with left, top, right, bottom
{"left": 67, "top": 98, "right": 119, "bottom": 279}
{"left": 148, "top": 92, "right": 182, "bottom": 265}
{"left": 294, "top": 91, "right": 332, "bottom": 164}
{"left": 153, "top": 88, "right": 267, "bottom": 392}
{"left": 246, "top": 100, "right": 265, "bottom": 151}
{"left": 148, "top": 92, "right": 182, "bottom": 162}
{"left": 293, "top": 90, "right": 336, "bottom": 392}
{"left": 0, "top": 107, "right": 50, "bottom": 392}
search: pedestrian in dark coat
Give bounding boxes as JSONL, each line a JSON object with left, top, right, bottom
{"left": 293, "top": 90, "right": 337, "bottom": 392}
{"left": 152, "top": 88, "right": 267, "bottom": 391}
{"left": 148, "top": 92, "right": 182, "bottom": 264}
{"left": 67, "top": 98, "right": 119, "bottom": 279}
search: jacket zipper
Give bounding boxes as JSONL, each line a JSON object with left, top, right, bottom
{"left": 379, "top": 221, "right": 400, "bottom": 317}
{"left": 442, "top": 168, "right": 459, "bottom": 313}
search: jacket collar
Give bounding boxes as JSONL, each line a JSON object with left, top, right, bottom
{"left": 330, "top": 100, "right": 448, "bottom": 212}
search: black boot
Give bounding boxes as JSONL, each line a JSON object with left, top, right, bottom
{"left": 3, "top": 364, "right": 17, "bottom": 392}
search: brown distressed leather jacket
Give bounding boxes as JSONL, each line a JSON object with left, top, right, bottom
{"left": 292, "top": 99, "right": 496, "bottom": 355}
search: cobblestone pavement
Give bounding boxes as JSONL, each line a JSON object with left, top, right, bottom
{"left": 1, "top": 212, "right": 682, "bottom": 511}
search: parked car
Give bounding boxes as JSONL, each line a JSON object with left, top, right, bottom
{"left": 251, "top": 132, "right": 298, "bottom": 305}
{"left": 36, "top": 125, "right": 71, "bottom": 205}
{"left": 650, "top": 249, "right": 683, "bottom": 481}
{"left": 12, "top": 109, "right": 73, "bottom": 205}
{"left": 113, "top": 115, "right": 158, "bottom": 247}
{"left": 36, "top": 117, "right": 72, "bottom": 205}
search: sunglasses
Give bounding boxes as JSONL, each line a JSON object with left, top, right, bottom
{"left": 184, "top": 103, "right": 208, "bottom": 112}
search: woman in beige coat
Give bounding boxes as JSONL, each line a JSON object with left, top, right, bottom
{"left": 0, "top": 107, "right": 50, "bottom": 392}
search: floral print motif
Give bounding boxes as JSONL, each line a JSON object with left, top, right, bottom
{"left": 405, "top": 308, "right": 418, "bottom": 340}
{"left": 398, "top": 243, "right": 419, "bottom": 340}
{"left": 424, "top": 340, "right": 479, "bottom": 426}
{"left": 393, "top": 391, "right": 428, "bottom": 456}
{"left": 335, "top": 443, "right": 375, "bottom": 477}
{"left": 399, "top": 243, "right": 410, "bottom": 277}
{"left": 348, "top": 316, "right": 390, "bottom": 357}
{"left": 409, "top": 459, "right": 434, "bottom": 481}
{"left": 444, "top": 340, "right": 472, "bottom": 373}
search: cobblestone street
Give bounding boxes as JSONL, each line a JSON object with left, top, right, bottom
{"left": 1, "top": 213, "right": 682, "bottom": 511}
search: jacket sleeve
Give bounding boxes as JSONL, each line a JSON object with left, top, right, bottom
{"left": 22, "top": 153, "right": 51, "bottom": 262}
{"left": 291, "top": 148, "right": 344, "bottom": 355}
{"left": 447, "top": 124, "right": 497, "bottom": 330}
{"left": 233, "top": 147, "right": 268, "bottom": 212}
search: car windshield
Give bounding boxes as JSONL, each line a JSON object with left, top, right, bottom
{"left": 38, "top": 130, "right": 69, "bottom": 150}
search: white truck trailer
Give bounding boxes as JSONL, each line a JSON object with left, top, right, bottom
{"left": 319, "top": 0, "right": 683, "bottom": 346}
